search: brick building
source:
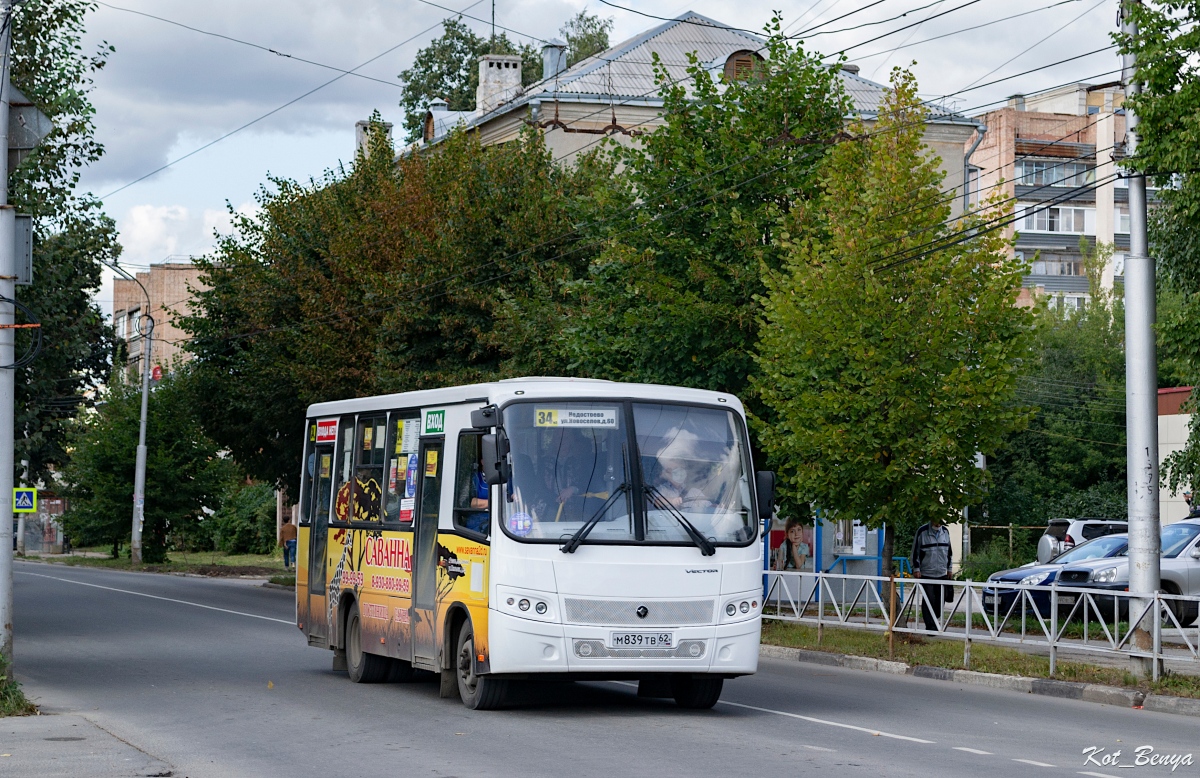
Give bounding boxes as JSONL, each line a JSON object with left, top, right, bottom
{"left": 112, "top": 262, "right": 206, "bottom": 377}
{"left": 969, "top": 82, "right": 1142, "bottom": 307}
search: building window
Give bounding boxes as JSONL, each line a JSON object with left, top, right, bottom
{"left": 1020, "top": 203, "right": 1093, "bottom": 234}
{"left": 723, "top": 50, "right": 762, "bottom": 82}
{"left": 1116, "top": 204, "right": 1130, "bottom": 234}
{"left": 1013, "top": 160, "right": 1094, "bottom": 188}
{"left": 1030, "top": 253, "right": 1083, "bottom": 276}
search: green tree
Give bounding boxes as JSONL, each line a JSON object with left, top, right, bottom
{"left": 212, "top": 482, "right": 277, "bottom": 555}
{"left": 557, "top": 20, "right": 849, "bottom": 405}
{"left": 561, "top": 10, "right": 613, "bottom": 66}
{"left": 11, "top": 0, "right": 119, "bottom": 485}
{"left": 59, "top": 372, "right": 232, "bottom": 562}
{"left": 986, "top": 292, "right": 1128, "bottom": 527}
{"left": 398, "top": 18, "right": 539, "bottom": 141}
{"left": 754, "top": 70, "right": 1036, "bottom": 573}
{"left": 181, "top": 126, "right": 603, "bottom": 487}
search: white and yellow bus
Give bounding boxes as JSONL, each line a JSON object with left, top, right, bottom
{"left": 296, "top": 378, "right": 773, "bottom": 709}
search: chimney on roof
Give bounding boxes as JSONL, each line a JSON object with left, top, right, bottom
{"left": 428, "top": 98, "right": 449, "bottom": 113}
{"left": 1008, "top": 94, "right": 1026, "bottom": 111}
{"left": 542, "top": 39, "right": 568, "bottom": 81}
{"left": 355, "top": 119, "right": 393, "bottom": 158}
{"left": 841, "top": 63, "right": 860, "bottom": 75}
{"left": 476, "top": 54, "right": 523, "bottom": 114}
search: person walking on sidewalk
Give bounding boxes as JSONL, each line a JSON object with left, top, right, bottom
{"left": 280, "top": 519, "right": 298, "bottom": 571}
{"left": 911, "top": 517, "right": 952, "bottom": 631}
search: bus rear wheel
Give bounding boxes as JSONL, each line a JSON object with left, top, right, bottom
{"left": 456, "top": 622, "right": 508, "bottom": 710}
{"left": 346, "top": 603, "right": 390, "bottom": 683}
{"left": 671, "top": 676, "right": 723, "bottom": 709}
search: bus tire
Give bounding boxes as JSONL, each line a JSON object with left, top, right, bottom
{"left": 456, "top": 621, "right": 507, "bottom": 710}
{"left": 346, "top": 603, "right": 390, "bottom": 683}
{"left": 671, "top": 676, "right": 723, "bottom": 709}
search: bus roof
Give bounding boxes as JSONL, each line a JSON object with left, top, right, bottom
{"left": 305, "top": 377, "right": 745, "bottom": 418}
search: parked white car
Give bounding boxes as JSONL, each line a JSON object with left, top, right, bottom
{"left": 1036, "top": 518, "right": 1128, "bottom": 564}
{"left": 1055, "top": 519, "right": 1200, "bottom": 625}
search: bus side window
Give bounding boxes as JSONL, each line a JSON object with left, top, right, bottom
{"left": 353, "top": 415, "right": 387, "bottom": 522}
{"left": 453, "top": 433, "right": 490, "bottom": 537}
{"left": 331, "top": 416, "right": 356, "bottom": 524}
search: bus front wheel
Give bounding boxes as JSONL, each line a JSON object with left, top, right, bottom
{"left": 345, "top": 603, "right": 390, "bottom": 683}
{"left": 672, "top": 676, "right": 723, "bottom": 709}
{"left": 456, "top": 621, "right": 508, "bottom": 710}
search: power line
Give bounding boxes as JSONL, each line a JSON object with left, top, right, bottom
{"left": 98, "top": 0, "right": 489, "bottom": 199}
{"left": 94, "top": 2, "right": 405, "bottom": 89}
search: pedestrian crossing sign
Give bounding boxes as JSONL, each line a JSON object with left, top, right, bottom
{"left": 13, "top": 488, "right": 35, "bottom": 513}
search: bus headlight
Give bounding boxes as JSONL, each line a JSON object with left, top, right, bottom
{"left": 518, "top": 599, "right": 531, "bottom": 611}
{"left": 496, "top": 586, "right": 559, "bottom": 623}
{"left": 535, "top": 602, "right": 547, "bottom": 614}
{"left": 726, "top": 603, "right": 737, "bottom": 616}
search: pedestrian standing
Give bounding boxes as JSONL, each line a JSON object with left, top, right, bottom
{"left": 911, "top": 516, "right": 953, "bottom": 631}
{"left": 280, "top": 518, "right": 298, "bottom": 571}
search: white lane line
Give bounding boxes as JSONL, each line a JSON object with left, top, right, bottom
{"left": 16, "top": 571, "right": 294, "bottom": 625}
{"left": 802, "top": 745, "right": 836, "bottom": 752}
{"left": 954, "top": 747, "right": 993, "bottom": 755}
{"left": 1079, "top": 772, "right": 1119, "bottom": 778}
{"left": 717, "top": 700, "right": 936, "bottom": 743}
{"left": 1014, "top": 758, "right": 1056, "bottom": 767}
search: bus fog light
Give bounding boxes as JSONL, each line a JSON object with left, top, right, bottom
{"left": 726, "top": 603, "right": 737, "bottom": 616}
{"left": 579, "top": 643, "right": 593, "bottom": 656}
{"left": 688, "top": 643, "right": 702, "bottom": 657}
{"left": 519, "top": 599, "right": 530, "bottom": 611}
{"left": 535, "top": 602, "right": 547, "bottom": 614}
{"left": 740, "top": 601, "right": 749, "bottom": 613}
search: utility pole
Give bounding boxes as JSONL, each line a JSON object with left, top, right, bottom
{"left": 131, "top": 314, "right": 152, "bottom": 565}
{"left": 0, "top": 0, "right": 15, "bottom": 671}
{"left": 1121, "top": 0, "right": 1161, "bottom": 679}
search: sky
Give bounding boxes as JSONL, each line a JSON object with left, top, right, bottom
{"left": 77, "top": 0, "right": 1123, "bottom": 314}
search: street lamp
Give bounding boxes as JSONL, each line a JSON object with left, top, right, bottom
{"left": 102, "top": 259, "right": 153, "bottom": 565}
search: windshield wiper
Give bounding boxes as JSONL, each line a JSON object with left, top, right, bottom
{"left": 644, "top": 485, "right": 716, "bottom": 556}
{"left": 560, "top": 484, "right": 630, "bottom": 554}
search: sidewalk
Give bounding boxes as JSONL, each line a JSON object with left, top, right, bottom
{"left": 0, "top": 713, "right": 173, "bottom": 777}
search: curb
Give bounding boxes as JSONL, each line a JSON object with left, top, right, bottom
{"left": 760, "top": 645, "right": 1184, "bottom": 715}
{"left": 262, "top": 582, "right": 295, "bottom": 591}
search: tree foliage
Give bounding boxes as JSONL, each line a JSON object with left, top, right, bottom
{"left": 986, "top": 292, "right": 1128, "bottom": 525}
{"left": 397, "top": 18, "right": 539, "bottom": 141}
{"left": 211, "top": 482, "right": 277, "bottom": 555}
{"left": 11, "top": 0, "right": 119, "bottom": 485}
{"left": 557, "top": 22, "right": 849, "bottom": 404}
{"left": 561, "top": 10, "right": 613, "bottom": 66}
{"left": 59, "top": 372, "right": 232, "bottom": 562}
{"left": 180, "top": 127, "right": 604, "bottom": 488}
{"left": 754, "top": 71, "right": 1035, "bottom": 561}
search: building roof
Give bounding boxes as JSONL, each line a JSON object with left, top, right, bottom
{"left": 420, "top": 11, "right": 974, "bottom": 145}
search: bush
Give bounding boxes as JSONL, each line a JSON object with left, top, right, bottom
{"left": 212, "top": 483, "right": 277, "bottom": 555}
{"left": 961, "top": 536, "right": 1027, "bottom": 582}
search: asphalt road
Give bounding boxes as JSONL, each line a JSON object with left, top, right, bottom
{"left": 11, "top": 560, "right": 1200, "bottom": 777}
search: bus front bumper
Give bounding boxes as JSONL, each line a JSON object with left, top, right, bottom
{"left": 486, "top": 609, "right": 761, "bottom": 675}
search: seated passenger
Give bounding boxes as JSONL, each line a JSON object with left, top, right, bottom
{"left": 653, "top": 429, "right": 713, "bottom": 511}
{"left": 458, "top": 455, "right": 490, "bottom": 535}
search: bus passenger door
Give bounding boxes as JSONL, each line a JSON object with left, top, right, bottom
{"left": 411, "top": 438, "right": 444, "bottom": 669}
{"left": 306, "top": 443, "right": 334, "bottom": 645}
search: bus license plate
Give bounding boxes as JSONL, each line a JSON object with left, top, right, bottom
{"left": 610, "top": 632, "right": 673, "bottom": 648}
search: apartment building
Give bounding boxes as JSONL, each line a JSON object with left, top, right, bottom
{"left": 970, "top": 82, "right": 1137, "bottom": 307}
{"left": 112, "top": 261, "right": 206, "bottom": 377}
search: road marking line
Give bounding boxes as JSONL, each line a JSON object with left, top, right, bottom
{"left": 16, "top": 571, "right": 294, "bottom": 625}
{"left": 954, "top": 747, "right": 993, "bottom": 755}
{"left": 717, "top": 700, "right": 936, "bottom": 743}
{"left": 802, "top": 745, "right": 836, "bottom": 752}
{"left": 1079, "top": 772, "right": 1119, "bottom": 778}
{"left": 1014, "top": 758, "right": 1056, "bottom": 767}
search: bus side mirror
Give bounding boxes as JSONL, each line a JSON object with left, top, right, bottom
{"left": 755, "top": 471, "right": 776, "bottom": 521}
{"left": 481, "top": 433, "right": 510, "bottom": 485}
{"left": 471, "top": 405, "right": 498, "bottom": 429}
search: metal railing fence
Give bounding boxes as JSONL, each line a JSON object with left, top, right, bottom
{"left": 764, "top": 570, "right": 1200, "bottom": 682}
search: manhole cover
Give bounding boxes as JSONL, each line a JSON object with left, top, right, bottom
{"left": 43, "top": 737, "right": 85, "bottom": 742}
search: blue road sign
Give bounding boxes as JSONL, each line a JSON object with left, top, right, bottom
{"left": 13, "top": 488, "right": 36, "bottom": 513}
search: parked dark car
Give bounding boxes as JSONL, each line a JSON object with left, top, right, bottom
{"left": 983, "top": 534, "right": 1129, "bottom": 618}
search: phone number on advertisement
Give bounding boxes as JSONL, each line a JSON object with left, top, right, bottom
{"left": 340, "top": 571, "right": 364, "bottom": 588}
{"left": 371, "top": 574, "right": 411, "bottom": 594}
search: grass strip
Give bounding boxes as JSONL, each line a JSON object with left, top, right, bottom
{"left": 0, "top": 659, "right": 36, "bottom": 717}
{"left": 761, "top": 619, "right": 1200, "bottom": 699}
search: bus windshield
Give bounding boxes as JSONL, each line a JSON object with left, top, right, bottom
{"left": 501, "top": 401, "right": 755, "bottom": 547}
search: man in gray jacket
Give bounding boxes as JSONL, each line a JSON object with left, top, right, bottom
{"left": 911, "top": 517, "right": 953, "bottom": 631}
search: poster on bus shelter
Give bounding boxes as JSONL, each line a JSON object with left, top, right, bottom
{"left": 768, "top": 516, "right": 813, "bottom": 572}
